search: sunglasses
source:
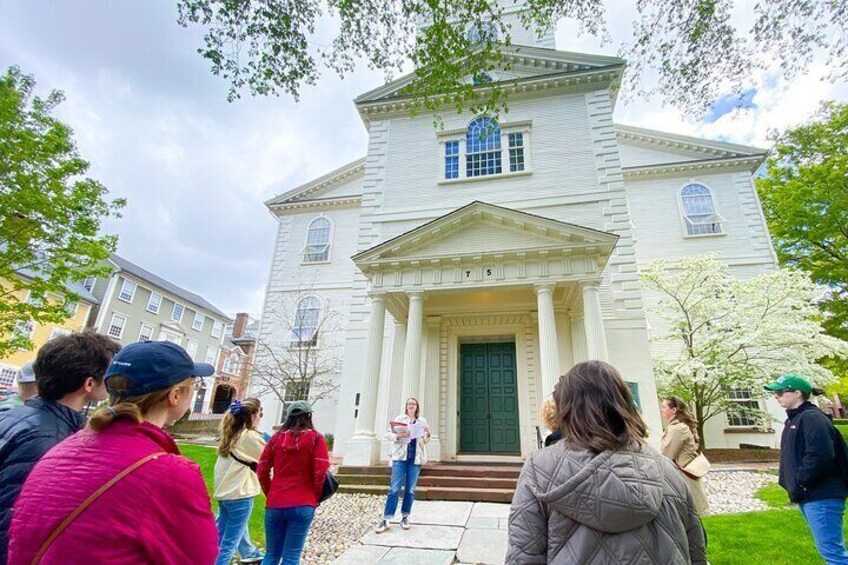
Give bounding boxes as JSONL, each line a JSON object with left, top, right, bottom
{"left": 773, "top": 389, "right": 797, "bottom": 397}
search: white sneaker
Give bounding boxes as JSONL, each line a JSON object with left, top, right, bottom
{"left": 401, "top": 517, "right": 411, "bottom": 530}
{"left": 375, "top": 519, "right": 390, "bottom": 534}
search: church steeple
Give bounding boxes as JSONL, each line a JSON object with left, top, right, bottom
{"left": 495, "top": 0, "right": 556, "bottom": 49}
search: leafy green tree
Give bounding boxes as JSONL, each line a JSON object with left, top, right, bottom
{"left": 0, "top": 66, "right": 125, "bottom": 357}
{"left": 757, "top": 101, "right": 848, "bottom": 378}
{"left": 177, "top": 0, "right": 848, "bottom": 116}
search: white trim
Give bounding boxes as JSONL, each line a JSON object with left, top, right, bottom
{"left": 211, "top": 320, "right": 223, "bottom": 339}
{"left": 204, "top": 345, "right": 218, "bottom": 364}
{"left": 107, "top": 312, "right": 128, "bottom": 339}
{"left": 82, "top": 276, "right": 97, "bottom": 293}
{"left": 93, "top": 275, "right": 120, "bottom": 331}
{"left": 48, "top": 327, "right": 71, "bottom": 341}
{"left": 147, "top": 292, "right": 163, "bottom": 314}
{"left": 186, "top": 339, "right": 199, "bottom": 360}
{"left": 159, "top": 329, "right": 182, "bottom": 346}
{"left": 117, "top": 279, "right": 137, "bottom": 303}
{"left": 676, "top": 180, "right": 726, "bottom": 238}
{"left": 138, "top": 322, "right": 154, "bottom": 342}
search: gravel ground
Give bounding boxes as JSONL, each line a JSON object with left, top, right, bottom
{"left": 301, "top": 494, "right": 384, "bottom": 564}
{"left": 705, "top": 470, "right": 779, "bottom": 514}
{"left": 297, "top": 471, "right": 779, "bottom": 562}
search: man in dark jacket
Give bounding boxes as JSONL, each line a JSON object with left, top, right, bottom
{"left": 766, "top": 373, "right": 848, "bottom": 565}
{"left": 0, "top": 331, "right": 120, "bottom": 564}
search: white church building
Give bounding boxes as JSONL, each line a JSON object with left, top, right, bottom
{"left": 254, "top": 5, "right": 785, "bottom": 465}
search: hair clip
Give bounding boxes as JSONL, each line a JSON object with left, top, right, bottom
{"left": 229, "top": 400, "right": 243, "bottom": 415}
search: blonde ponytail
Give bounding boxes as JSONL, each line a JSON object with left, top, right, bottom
{"left": 88, "top": 375, "right": 193, "bottom": 432}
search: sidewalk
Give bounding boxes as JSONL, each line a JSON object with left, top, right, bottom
{"left": 331, "top": 500, "right": 509, "bottom": 565}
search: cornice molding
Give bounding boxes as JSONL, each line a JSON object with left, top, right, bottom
{"left": 269, "top": 195, "right": 362, "bottom": 214}
{"left": 622, "top": 155, "right": 766, "bottom": 179}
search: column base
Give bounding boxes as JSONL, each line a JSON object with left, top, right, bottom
{"left": 343, "top": 434, "right": 382, "bottom": 466}
{"left": 425, "top": 437, "right": 442, "bottom": 462}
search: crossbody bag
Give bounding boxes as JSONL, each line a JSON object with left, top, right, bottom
{"left": 31, "top": 451, "right": 166, "bottom": 564}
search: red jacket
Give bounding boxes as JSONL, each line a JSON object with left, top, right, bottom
{"left": 8, "top": 421, "right": 218, "bottom": 565}
{"left": 258, "top": 428, "right": 330, "bottom": 509}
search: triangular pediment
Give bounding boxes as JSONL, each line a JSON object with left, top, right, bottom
{"left": 265, "top": 158, "right": 365, "bottom": 208}
{"left": 354, "top": 201, "right": 618, "bottom": 266}
{"left": 355, "top": 45, "right": 625, "bottom": 104}
{"left": 616, "top": 124, "right": 767, "bottom": 164}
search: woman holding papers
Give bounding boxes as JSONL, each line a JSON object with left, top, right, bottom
{"left": 375, "top": 398, "right": 431, "bottom": 534}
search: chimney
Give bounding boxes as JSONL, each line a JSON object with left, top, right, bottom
{"left": 233, "top": 313, "right": 249, "bottom": 338}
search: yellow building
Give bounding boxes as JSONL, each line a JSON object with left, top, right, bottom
{"left": 0, "top": 276, "right": 97, "bottom": 388}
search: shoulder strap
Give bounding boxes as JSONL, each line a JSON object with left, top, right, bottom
{"left": 31, "top": 451, "right": 167, "bottom": 565}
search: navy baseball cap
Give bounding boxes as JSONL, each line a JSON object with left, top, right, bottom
{"left": 105, "top": 341, "right": 215, "bottom": 397}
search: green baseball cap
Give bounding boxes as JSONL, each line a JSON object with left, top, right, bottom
{"left": 763, "top": 374, "right": 814, "bottom": 394}
{"left": 286, "top": 400, "right": 313, "bottom": 417}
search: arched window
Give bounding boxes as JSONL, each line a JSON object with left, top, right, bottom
{"left": 303, "top": 217, "right": 331, "bottom": 263}
{"left": 681, "top": 183, "right": 724, "bottom": 235}
{"left": 466, "top": 117, "right": 502, "bottom": 177}
{"left": 287, "top": 296, "right": 320, "bottom": 347}
{"left": 223, "top": 353, "right": 240, "bottom": 375}
{"left": 467, "top": 22, "right": 498, "bottom": 43}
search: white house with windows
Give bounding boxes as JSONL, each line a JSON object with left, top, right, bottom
{"left": 255, "top": 3, "right": 785, "bottom": 463}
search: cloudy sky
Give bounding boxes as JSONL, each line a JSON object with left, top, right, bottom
{"left": 2, "top": 1, "right": 846, "bottom": 318}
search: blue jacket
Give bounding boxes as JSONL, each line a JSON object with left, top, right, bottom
{"left": 0, "top": 398, "right": 85, "bottom": 564}
{"left": 779, "top": 401, "right": 848, "bottom": 504}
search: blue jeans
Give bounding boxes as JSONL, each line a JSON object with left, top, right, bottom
{"left": 262, "top": 506, "right": 316, "bottom": 565}
{"left": 383, "top": 459, "right": 422, "bottom": 519}
{"left": 800, "top": 499, "right": 848, "bottom": 565}
{"left": 215, "top": 498, "right": 261, "bottom": 565}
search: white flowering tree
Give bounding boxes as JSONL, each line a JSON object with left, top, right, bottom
{"left": 641, "top": 254, "right": 848, "bottom": 447}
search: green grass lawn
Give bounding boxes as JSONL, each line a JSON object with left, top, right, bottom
{"left": 181, "top": 444, "right": 267, "bottom": 546}
{"left": 180, "top": 445, "right": 839, "bottom": 563}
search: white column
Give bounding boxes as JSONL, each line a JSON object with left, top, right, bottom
{"left": 535, "top": 283, "right": 561, "bottom": 398}
{"left": 423, "top": 316, "right": 442, "bottom": 461}
{"left": 401, "top": 292, "right": 425, "bottom": 403}
{"left": 344, "top": 293, "right": 386, "bottom": 466}
{"left": 581, "top": 280, "right": 609, "bottom": 362}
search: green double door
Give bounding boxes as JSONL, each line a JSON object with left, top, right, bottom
{"left": 459, "top": 342, "right": 521, "bottom": 454}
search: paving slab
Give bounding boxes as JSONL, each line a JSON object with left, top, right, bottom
{"left": 360, "top": 524, "right": 465, "bottom": 550}
{"left": 470, "top": 502, "right": 511, "bottom": 520}
{"left": 456, "top": 528, "right": 509, "bottom": 565}
{"left": 378, "top": 547, "right": 455, "bottom": 565}
{"left": 389, "top": 500, "right": 473, "bottom": 527}
{"left": 466, "top": 517, "right": 499, "bottom": 530}
{"left": 331, "top": 544, "right": 391, "bottom": 564}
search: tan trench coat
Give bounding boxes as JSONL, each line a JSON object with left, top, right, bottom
{"left": 661, "top": 420, "right": 711, "bottom": 515}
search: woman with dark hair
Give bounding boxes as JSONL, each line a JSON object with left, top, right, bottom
{"left": 661, "top": 396, "right": 711, "bottom": 515}
{"left": 257, "top": 401, "right": 329, "bottom": 565}
{"left": 375, "top": 397, "right": 431, "bottom": 533}
{"left": 506, "top": 361, "right": 706, "bottom": 564}
{"left": 213, "top": 398, "right": 266, "bottom": 565}
{"left": 8, "top": 341, "right": 218, "bottom": 565}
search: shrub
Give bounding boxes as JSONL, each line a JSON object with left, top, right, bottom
{"left": 325, "top": 433, "right": 335, "bottom": 452}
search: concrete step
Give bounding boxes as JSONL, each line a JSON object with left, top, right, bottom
{"left": 338, "top": 484, "right": 515, "bottom": 503}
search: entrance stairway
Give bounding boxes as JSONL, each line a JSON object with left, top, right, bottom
{"left": 336, "top": 462, "right": 522, "bottom": 503}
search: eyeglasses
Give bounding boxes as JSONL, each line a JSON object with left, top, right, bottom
{"left": 774, "top": 389, "right": 796, "bottom": 397}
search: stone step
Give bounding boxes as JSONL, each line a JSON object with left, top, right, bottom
{"left": 338, "top": 484, "right": 515, "bottom": 503}
{"left": 337, "top": 474, "right": 517, "bottom": 489}
{"left": 338, "top": 464, "right": 522, "bottom": 479}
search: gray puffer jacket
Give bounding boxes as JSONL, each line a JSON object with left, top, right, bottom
{"left": 506, "top": 441, "right": 707, "bottom": 564}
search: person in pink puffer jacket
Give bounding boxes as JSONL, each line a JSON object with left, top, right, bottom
{"left": 8, "top": 341, "right": 219, "bottom": 565}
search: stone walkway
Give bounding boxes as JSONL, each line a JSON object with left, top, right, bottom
{"left": 331, "top": 501, "right": 509, "bottom": 565}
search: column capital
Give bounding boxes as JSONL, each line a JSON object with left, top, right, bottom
{"left": 368, "top": 291, "right": 387, "bottom": 301}
{"left": 533, "top": 283, "right": 556, "bottom": 295}
{"left": 407, "top": 291, "right": 425, "bottom": 300}
{"left": 425, "top": 315, "right": 442, "bottom": 327}
{"left": 578, "top": 278, "right": 603, "bottom": 291}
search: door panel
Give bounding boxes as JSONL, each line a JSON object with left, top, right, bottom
{"left": 459, "top": 342, "right": 520, "bottom": 454}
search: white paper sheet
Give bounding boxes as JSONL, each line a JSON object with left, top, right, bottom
{"left": 408, "top": 421, "right": 426, "bottom": 440}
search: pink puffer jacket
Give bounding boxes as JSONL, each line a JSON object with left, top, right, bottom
{"left": 8, "top": 420, "right": 218, "bottom": 565}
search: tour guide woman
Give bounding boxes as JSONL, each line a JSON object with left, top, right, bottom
{"left": 375, "top": 397, "right": 431, "bottom": 533}
{"left": 660, "top": 396, "right": 711, "bottom": 515}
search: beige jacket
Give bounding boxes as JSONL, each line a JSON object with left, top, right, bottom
{"left": 385, "top": 414, "right": 430, "bottom": 465}
{"left": 661, "top": 420, "right": 710, "bottom": 515}
{"left": 213, "top": 429, "right": 267, "bottom": 500}
{"left": 506, "top": 441, "right": 707, "bottom": 564}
